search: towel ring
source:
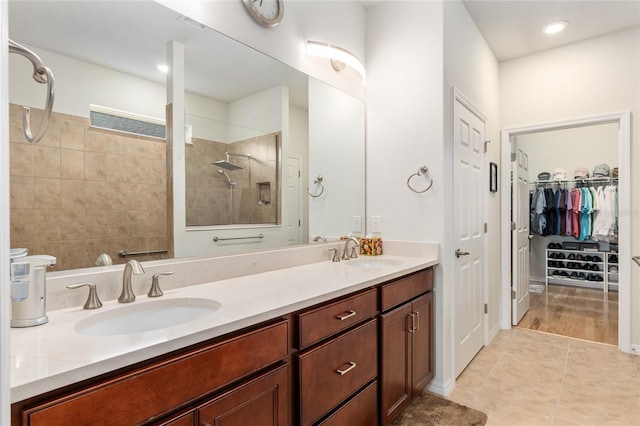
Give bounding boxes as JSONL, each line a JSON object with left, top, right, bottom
{"left": 407, "top": 166, "right": 433, "bottom": 193}
{"left": 9, "top": 39, "right": 56, "bottom": 144}
{"left": 307, "top": 175, "right": 325, "bottom": 198}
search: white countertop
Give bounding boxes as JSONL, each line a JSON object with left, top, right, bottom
{"left": 11, "top": 252, "right": 438, "bottom": 403}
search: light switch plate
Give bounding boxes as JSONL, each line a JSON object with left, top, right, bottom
{"left": 371, "top": 216, "right": 382, "bottom": 233}
{"left": 353, "top": 216, "right": 362, "bottom": 233}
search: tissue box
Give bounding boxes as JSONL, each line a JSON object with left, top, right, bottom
{"left": 361, "top": 237, "right": 383, "bottom": 256}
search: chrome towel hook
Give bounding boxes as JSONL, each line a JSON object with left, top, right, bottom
{"left": 407, "top": 166, "right": 433, "bottom": 193}
{"left": 9, "top": 39, "right": 56, "bottom": 144}
{"left": 307, "top": 175, "right": 325, "bottom": 198}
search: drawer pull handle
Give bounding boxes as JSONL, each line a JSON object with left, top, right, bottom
{"left": 413, "top": 311, "right": 420, "bottom": 331}
{"left": 336, "top": 361, "right": 357, "bottom": 375}
{"left": 336, "top": 310, "right": 356, "bottom": 321}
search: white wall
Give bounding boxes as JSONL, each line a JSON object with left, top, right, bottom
{"left": 289, "top": 104, "right": 309, "bottom": 243}
{"left": 1, "top": 2, "right": 10, "bottom": 423}
{"left": 308, "top": 78, "right": 365, "bottom": 240}
{"left": 443, "top": 0, "right": 501, "bottom": 390}
{"left": 500, "top": 27, "right": 640, "bottom": 344}
{"left": 366, "top": 0, "right": 448, "bottom": 391}
{"left": 157, "top": 0, "right": 366, "bottom": 101}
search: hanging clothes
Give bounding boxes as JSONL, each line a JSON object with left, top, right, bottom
{"left": 578, "top": 187, "right": 592, "bottom": 241}
{"left": 556, "top": 188, "right": 565, "bottom": 235}
{"left": 564, "top": 188, "right": 573, "bottom": 237}
{"left": 570, "top": 187, "right": 582, "bottom": 239}
{"left": 530, "top": 187, "right": 546, "bottom": 235}
{"left": 543, "top": 187, "right": 556, "bottom": 236}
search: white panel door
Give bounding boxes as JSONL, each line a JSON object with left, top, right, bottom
{"left": 286, "top": 155, "right": 302, "bottom": 246}
{"left": 453, "top": 98, "right": 486, "bottom": 377}
{"left": 512, "top": 141, "right": 530, "bottom": 325}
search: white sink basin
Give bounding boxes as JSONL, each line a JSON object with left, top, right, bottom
{"left": 345, "top": 258, "right": 404, "bottom": 268}
{"left": 74, "top": 298, "right": 222, "bottom": 336}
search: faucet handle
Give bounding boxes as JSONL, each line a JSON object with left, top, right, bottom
{"left": 148, "top": 272, "right": 174, "bottom": 298}
{"left": 66, "top": 282, "right": 102, "bottom": 310}
{"left": 328, "top": 249, "right": 340, "bottom": 262}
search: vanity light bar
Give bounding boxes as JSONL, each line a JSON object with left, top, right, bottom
{"left": 306, "top": 40, "right": 366, "bottom": 82}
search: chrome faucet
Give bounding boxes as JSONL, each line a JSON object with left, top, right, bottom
{"left": 312, "top": 235, "right": 327, "bottom": 242}
{"left": 342, "top": 237, "right": 360, "bottom": 260}
{"left": 118, "top": 259, "right": 145, "bottom": 303}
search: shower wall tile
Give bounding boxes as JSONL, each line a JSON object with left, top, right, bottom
{"left": 34, "top": 177, "right": 61, "bottom": 210}
{"left": 34, "top": 210, "right": 61, "bottom": 241}
{"left": 61, "top": 149, "right": 85, "bottom": 179}
{"left": 60, "top": 210, "right": 86, "bottom": 240}
{"left": 84, "top": 152, "right": 108, "bottom": 181}
{"left": 61, "top": 179, "right": 86, "bottom": 208}
{"left": 10, "top": 143, "right": 33, "bottom": 176}
{"left": 33, "top": 145, "right": 60, "bottom": 178}
{"left": 9, "top": 105, "right": 169, "bottom": 270}
{"left": 10, "top": 176, "right": 35, "bottom": 210}
{"left": 60, "top": 117, "right": 85, "bottom": 150}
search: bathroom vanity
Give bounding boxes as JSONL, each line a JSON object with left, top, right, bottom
{"left": 10, "top": 248, "right": 437, "bottom": 426}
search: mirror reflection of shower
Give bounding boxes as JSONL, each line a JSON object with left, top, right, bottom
{"left": 213, "top": 152, "right": 251, "bottom": 225}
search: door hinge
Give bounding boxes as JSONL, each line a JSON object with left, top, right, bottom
{"left": 511, "top": 290, "right": 516, "bottom": 300}
{"left": 484, "top": 303, "right": 488, "bottom": 314}
{"left": 298, "top": 219, "right": 301, "bottom": 226}
{"left": 298, "top": 170, "right": 301, "bottom": 177}
{"left": 511, "top": 221, "right": 516, "bottom": 231}
{"left": 483, "top": 140, "right": 491, "bottom": 153}
{"left": 511, "top": 152, "right": 516, "bottom": 162}
{"left": 484, "top": 223, "right": 488, "bottom": 233}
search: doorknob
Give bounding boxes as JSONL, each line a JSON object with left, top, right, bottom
{"left": 455, "top": 249, "right": 470, "bottom": 258}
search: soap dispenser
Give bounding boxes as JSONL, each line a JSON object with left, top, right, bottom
{"left": 11, "top": 255, "right": 56, "bottom": 328}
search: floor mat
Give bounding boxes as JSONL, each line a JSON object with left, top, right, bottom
{"left": 390, "top": 391, "right": 488, "bottom": 426}
{"left": 529, "top": 284, "right": 545, "bottom": 294}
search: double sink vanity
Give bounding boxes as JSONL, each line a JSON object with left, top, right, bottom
{"left": 10, "top": 242, "right": 438, "bottom": 425}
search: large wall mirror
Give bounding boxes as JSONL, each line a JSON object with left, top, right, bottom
{"left": 7, "top": 0, "right": 365, "bottom": 271}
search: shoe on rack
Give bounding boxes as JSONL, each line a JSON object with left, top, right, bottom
{"left": 558, "top": 253, "right": 566, "bottom": 259}
{"left": 595, "top": 275, "right": 604, "bottom": 282}
{"left": 560, "top": 271, "right": 569, "bottom": 277}
{"left": 584, "top": 255, "right": 593, "bottom": 262}
{"left": 609, "top": 254, "right": 618, "bottom": 263}
{"left": 610, "top": 265, "right": 618, "bottom": 273}
{"left": 576, "top": 254, "right": 584, "bottom": 261}
{"left": 570, "top": 272, "right": 578, "bottom": 279}
{"left": 568, "top": 254, "right": 576, "bottom": 260}
{"left": 586, "top": 274, "right": 595, "bottom": 281}
{"left": 577, "top": 272, "right": 586, "bottom": 280}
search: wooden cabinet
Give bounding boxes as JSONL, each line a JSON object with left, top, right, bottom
{"left": 379, "top": 270, "right": 434, "bottom": 426}
{"left": 13, "top": 267, "right": 435, "bottom": 426}
{"left": 197, "top": 364, "right": 288, "bottom": 426}
{"left": 17, "top": 320, "right": 289, "bottom": 426}
{"left": 297, "top": 319, "right": 377, "bottom": 425}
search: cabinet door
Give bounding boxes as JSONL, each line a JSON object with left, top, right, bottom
{"left": 198, "top": 364, "right": 288, "bottom": 426}
{"left": 156, "top": 410, "right": 196, "bottom": 426}
{"left": 379, "top": 302, "right": 413, "bottom": 425}
{"left": 411, "top": 292, "right": 433, "bottom": 393}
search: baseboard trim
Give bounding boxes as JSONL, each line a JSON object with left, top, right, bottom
{"left": 426, "top": 376, "right": 455, "bottom": 396}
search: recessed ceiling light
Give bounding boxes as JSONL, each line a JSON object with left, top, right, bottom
{"left": 543, "top": 21, "right": 568, "bottom": 35}
{"left": 156, "top": 64, "right": 169, "bottom": 73}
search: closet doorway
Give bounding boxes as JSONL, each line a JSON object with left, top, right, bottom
{"left": 500, "top": 112, "right": 631, "bottom": 351}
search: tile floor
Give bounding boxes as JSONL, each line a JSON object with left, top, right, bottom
{"left": 449, "top": 328, "right": 640, "bottom": 425}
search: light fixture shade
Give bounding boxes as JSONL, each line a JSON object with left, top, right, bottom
{"left": 307, "top": 40, "right": 366, "bottom": 82}
{"left": 543, "top": 21, "right": 568, "bottom": 35}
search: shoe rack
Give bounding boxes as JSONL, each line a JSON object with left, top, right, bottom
{"left": 545, "top": 245, "right": 617, "bottom": 292}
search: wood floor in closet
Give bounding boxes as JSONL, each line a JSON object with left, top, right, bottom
{"left": 515, "top": 282, "right": 618, "bottom": 346}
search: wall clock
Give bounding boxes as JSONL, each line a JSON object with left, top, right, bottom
{"left": 242, "top": 0, "right": 284, "bottom": 28}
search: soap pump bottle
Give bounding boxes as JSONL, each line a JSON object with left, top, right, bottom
{"left": 11, "top": 255, "right": 56, "bottom": 328}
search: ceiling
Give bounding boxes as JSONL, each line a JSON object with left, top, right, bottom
{"left": 461, "top": 1, "right": 640, "bottom": 61}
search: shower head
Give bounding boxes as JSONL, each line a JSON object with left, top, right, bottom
{"left": 217, "top": 169, "right": 236, "bottom": 186}
{"left": 212, "top": 160, "right": 243, "bottom": 170}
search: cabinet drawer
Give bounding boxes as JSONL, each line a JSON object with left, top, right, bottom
{"left": 317, "top": 380, "right": 377, "bottom": 426}
{"left": 198, "top": 364, "right": 288, "bottom": 426}
{"left": 297, "top": 319, "right": 377, "bottom": 425}
{"left": 380, "top": 268, "right": 433, "bottom": 312}
{"left": 297, "top": 289, "right": 377, "bottom": 348}
{"left": 23, "top": 320, "right": 289, "bottom": 426}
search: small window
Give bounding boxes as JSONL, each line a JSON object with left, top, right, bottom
{"left": 89, "top": 104, "right": 166, "bottom": 139}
